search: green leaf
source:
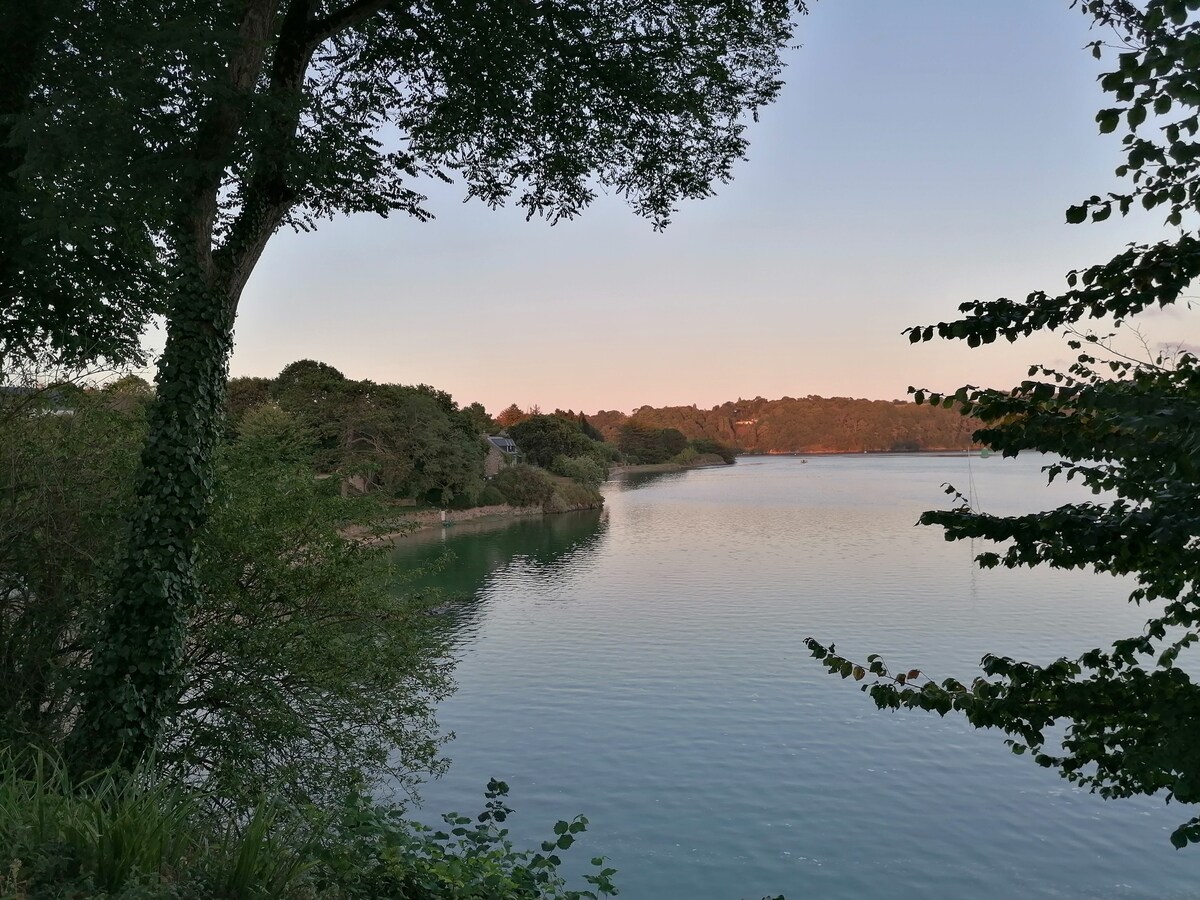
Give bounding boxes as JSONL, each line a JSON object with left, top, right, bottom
{"left": 1097, "top": 109, "right": 1122, "bottom": 133}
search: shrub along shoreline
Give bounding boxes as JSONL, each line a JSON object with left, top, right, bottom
{"left": 608, "top": 452, "right": 733, "bottom": 476}
{"left": 371, "top": 455, "right": 733, "bottom": 541}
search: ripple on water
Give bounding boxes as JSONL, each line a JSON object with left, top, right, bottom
{"left": 392, "top": 456, "right": 1200, "bottom": 899}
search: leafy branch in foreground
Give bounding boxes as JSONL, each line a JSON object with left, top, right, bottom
{"left": 812, "top": 0, "right": 1200, "bottom": 848}
{"left": 802, "top": 638, "right": 1200, "bottom": 848}
{"left": 319, "top": 779, "right": 618, "bottom": 899}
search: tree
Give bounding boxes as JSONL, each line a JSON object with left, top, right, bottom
{"left": 223, "top": 375, "right": 274, "bottom": 434}
{"left": 1, "top": 1, "right": 188, "bottom": 376}
{"left": 101, "top": 375, "right": 154, "bottom": 398}
{"left": 578, "top": 413, "right": 605, "bottom": 443}
{"left": 495, "top": 404, "right": 528, "bottom": 429}
{"left": 806, "top": 0, "right": 1200, "bottom": 848}
{"left": 508, "top": 413, "right": 593, "bottom": 468}
{"left": 617, "top": 421, "right": 688, "bottom": 463}
{"left": 0, "top": 394, "right": 452, "bottom": 806}
{"left": 270, "top": 359, "right": 356, "bottom": 467}
{"left": 361, "top": 384, "right": 486, "bottom": 504}
{"left": 461, "top": 401, "right": 496, "bottom": 437}
{"left": 39, "top": 0, "right": 812, "bottom": 765}
{"left": 175, "top": 412, "right": 454, "bottom": 806}
{"left": 265, "top": 365, "right": 486, "bottom": 502}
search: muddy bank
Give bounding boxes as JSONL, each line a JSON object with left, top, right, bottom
{"left": 357, "top": 498, "right": 606, "bottom": 544}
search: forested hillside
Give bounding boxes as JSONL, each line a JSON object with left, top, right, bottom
{"left": 226, "top": 361, "right": 612, "bottom": 512}
{"left": 587, "top": 396, "right": 976, "bottom": 454}
{"left": 227, "top": 360, "right": 491, "bottom": 506}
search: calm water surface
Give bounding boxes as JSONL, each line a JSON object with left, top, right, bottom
{"left": 389, "top": 455, "right": 1199, "bottom": 899}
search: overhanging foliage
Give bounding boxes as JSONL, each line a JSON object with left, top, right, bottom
{"left": 808, "top": 0, "right": 1200, "bottom": 848}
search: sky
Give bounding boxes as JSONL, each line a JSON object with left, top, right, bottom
{"left": 216, "top": 0, "right": 1197, "bottom": 415}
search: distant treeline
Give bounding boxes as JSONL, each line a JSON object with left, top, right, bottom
{"left": 586, "top": 395, "right": 977, "bottom": 454}
{"left": 496, "top": 403, "right": 736, "bottom": 467}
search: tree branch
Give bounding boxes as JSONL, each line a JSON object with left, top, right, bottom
{"left": 217, "top": 0, "right": 319, "bottom": 300}
{"left": 307, "top": 0, "right": 393, "bottom": 45}
{"left": 182, "top": 0, "right": 281, "bottom": 273}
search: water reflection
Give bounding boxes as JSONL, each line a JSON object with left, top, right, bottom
{"left": 607, "top": 468, "right": 694, "bottom": 492}
{"left": 388, "top": 510, "right": 607, "bottom": 619}
{"left": 401, "top": 455, "right": 1200, "bottom": 900}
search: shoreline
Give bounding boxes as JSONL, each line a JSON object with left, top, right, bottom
{"left": 739, "top": 447, "right": 981, "bottom": 457}
{"left": 365, "top": 504, "right": 544, "bottom": 544}
{"left": 364, "top": 500, "right": 601, "bottom": 544}
{"left": 609, "top": 455, "right": 734, "bottom": 476}
{"left": 609, "top": 462, "right": 692, "bottom": 475}
{"left": 368, "top": 459, "right": 732, "bottom": 542}
{"left": 360, "top": 450, "right": 978, "bottom": 544}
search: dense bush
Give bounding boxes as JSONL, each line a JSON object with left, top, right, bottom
{"left": 492, "top": 464, "right": 556, "bottom": 507}
{"left": 0, "top": 754, "right": 310, "bottom": 898}
{"left": 314, "top": 780, "right": 617, "bottom": 899}
{"left": 550, "top": 454, "right": 608, "bottom": 489}
{"left": 673, "top": 446, "right": 700, "bottom": 465}
{"left": 549, "top": 480, "right": 604, "bottom": 511}
{"left": 184, "top": 416, "right": 454, "bottom": 806}
{"left": 616, "top": 422, "right": 688, "bottom": 464}
{"left": 478, "top": 484, "right": 507, "bottom": 506}
{"left": 592, "top": 439, "right": 621, "bottom": 463}
{"left": 0, "top": 397, "right": 452, "bottom": 808}
{"left": 0, "top": 394, "right": 144, "bottom": 754}
{"left": 0, "top": 756, "right": 618, "bottom": 899}
{"left": 508, "top": 415, "right": 594, "bottom": 468}
{"left": 447, "top": 488, "right": 483, "bottom": 509}
{"left": 688, "top": 438, "right": 737, "bottom": 465}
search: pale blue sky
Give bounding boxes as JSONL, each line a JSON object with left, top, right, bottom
{"left": 221, "top": 0, "right": 1195, "bottom": 414}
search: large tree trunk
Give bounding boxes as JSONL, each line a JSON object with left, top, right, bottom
{"left": 69, "top": 266, "right": 236, "bottom": 767}
{"left": 66, "top": 0, "right": 312, "bottom": 772}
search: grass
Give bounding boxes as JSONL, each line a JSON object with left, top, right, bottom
{"left": 0, "top": 752, "right": 616, "bottom": 899}
{"left": 0, "top": 751, "right": 309, "bottom": 898}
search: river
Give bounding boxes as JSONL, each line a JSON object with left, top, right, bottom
{"left": 389, "top": 454, "right": 1198, "bottom": 899}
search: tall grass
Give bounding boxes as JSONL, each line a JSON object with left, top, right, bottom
{"left": 219, "top": 801, "right": 315, "bottom": 897}
{"left": 0, "top": 751, "right": 309, "bottom": 898}
{"left": 0, "top": 751, "right": 615, "bottom": 898}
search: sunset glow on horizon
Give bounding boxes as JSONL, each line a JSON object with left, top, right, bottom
{"left": 219, "top": 0, "right": 1199, "bottom": 415}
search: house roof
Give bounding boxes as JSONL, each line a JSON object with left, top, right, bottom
{"left": 486, "top": 435, "right": 519, "bottom": 454}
